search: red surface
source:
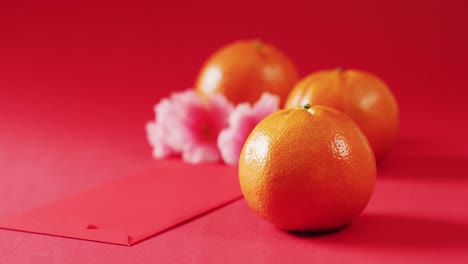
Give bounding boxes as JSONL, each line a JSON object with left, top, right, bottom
{"left": 1, "top": 0, "right": 468, "bottom": 263}
{"left": 0, "top": 161, "right": 241, "bottom": 245}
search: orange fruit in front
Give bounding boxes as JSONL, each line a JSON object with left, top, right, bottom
{"left": 239, "top": 104, "right": 376, "bottom": 231}
{"left": 285, "top": 69, "right": 399, "bottom": 160}
{"left": 195, "top": 39, "right": 299, "bottom": 105}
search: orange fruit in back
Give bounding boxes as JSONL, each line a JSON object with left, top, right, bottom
{"left": 239, "top": 104, "right": 376, "bottom": 231}
{"left": 195, "top": 39, "right": 299, "bottom": 105}
{"left": 285, "top": 69, "right": 399, "bottom": 160}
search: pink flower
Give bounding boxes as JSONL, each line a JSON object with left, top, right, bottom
{"left": 217, "top": 93, "right": 280, "bottom": 165}
{"left": 146, "top": 90, "right": 233, "bottom": 164}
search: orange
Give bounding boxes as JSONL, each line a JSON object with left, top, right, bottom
{"left": 239, "top": 104, "right": 376, "bottom": 231}
{"left": 195, "top": 39, "right": 299, "bottom": 105}
{"left": 285, "top": 68, "right": 399, "bottom": 160}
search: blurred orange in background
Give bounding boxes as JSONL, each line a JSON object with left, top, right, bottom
{"left": 195, "top": 39, "right": 299, "bottom": 105}
{"left": 285, "top": 69, "right": 399, "bottom": 160}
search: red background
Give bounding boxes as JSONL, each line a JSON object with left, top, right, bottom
{"left": 1, "top": 0, "right": 467, "bottom": 263}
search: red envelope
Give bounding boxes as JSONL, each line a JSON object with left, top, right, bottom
{"left": 0, "top": 160, "right": 242, "bottom": 246}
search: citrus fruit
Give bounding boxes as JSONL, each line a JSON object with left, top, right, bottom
{"left": 284, "top": 68, "right": 399, "bottom": 160}
{"left": 195, "top": 39, "right": 299, "bottom": 105}
{"left": 239, "top": 104, "right": 376, "bottom": 231}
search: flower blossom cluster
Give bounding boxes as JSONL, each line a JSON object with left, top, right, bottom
{"left": 146, "top": 90, "right": 279, "bottom": 165}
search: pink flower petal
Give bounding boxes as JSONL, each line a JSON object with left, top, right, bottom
{"left": 218, "top": 92, "right": 280, "bottom": 165}
{"left": 182, "top": 143, "right": 220, "bottom": 164}
{"left": 146, "top": 121, "right": 176, "bottom": 158}
{"left": 146, "top": 89, "right": 233, "bottom": 164}
{"left": 180, "top": 93, "right": 233, "bottom": 163}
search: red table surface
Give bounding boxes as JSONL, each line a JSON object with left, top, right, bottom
{"left": 1, "top": 0, "right": 467, "bottom": 263}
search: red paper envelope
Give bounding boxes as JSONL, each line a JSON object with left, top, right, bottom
{"left": 0, "top": 160, "right": 242, "bottom": 246}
